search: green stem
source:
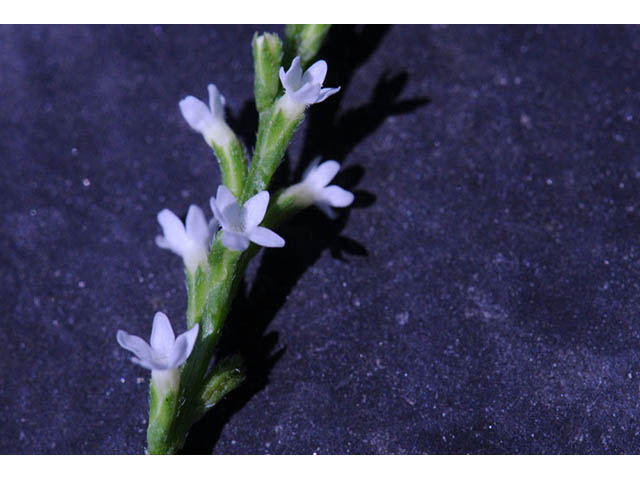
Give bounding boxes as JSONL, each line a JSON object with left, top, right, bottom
{"left": 146, "top": 193, "right": 305, "bottom": 454}
{"left": 146, "top": 385, "right": 178, "bottom": 454}
{"left": 144, "top": 24, "right": 333, "bottom": 454}
{"left": 241, "top": 106, "right": 304, "bottom": 203}
{"left": 211, "top": 136, "right": 247, "bottom": 199}
{"left": 284, "top": 24, "right": 331, "bottom": 69}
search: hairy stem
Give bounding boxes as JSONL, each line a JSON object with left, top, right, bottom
{"left": 144, "top": 24, "right": 330, "bottom": 455}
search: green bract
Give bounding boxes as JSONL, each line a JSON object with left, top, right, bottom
{"left": 253, "top": 32, "right": 283, "bottom": 114}
{"left": 284, "top": 24, "right": 331, "bottom": 69}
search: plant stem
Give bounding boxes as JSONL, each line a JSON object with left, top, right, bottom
{"left": 144, "top": 24, "right": 332, "bottom": 454}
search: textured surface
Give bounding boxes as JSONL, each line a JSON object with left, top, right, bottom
{"left": 2, "top": 25, "right": 640, "bottom": 454}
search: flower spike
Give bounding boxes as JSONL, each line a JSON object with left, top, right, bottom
{"left": 284, "top": 159, "right": 354, "bottom": 219}
{"left": 210, "top": 185, "right": 285, "bottom": 252}
{"left": 155, "top": 205, "right": 214, "bottom": 274}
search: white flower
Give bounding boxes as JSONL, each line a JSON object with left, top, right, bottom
{"left": 179, "top": 84, "right": 233, "bottom": 146}
{"left": 155, "top": 205, "right": 214, "bottom": 274}
{"left": 117, "top": 312, "right": 199, "bottom": 395}
{"left": 278, "top": 56, "right": 340, "bottom": 117}
{"left": 285, "top": 160, "right": 355, "bottom": 219}
{"left": 210, "top": 185, "right": 285, "bottom": 252}
{"left": 117, "top": 312, "right": 199, "bottom": 371}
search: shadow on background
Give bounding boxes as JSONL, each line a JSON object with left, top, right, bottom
{"left": 181, "top": 24, "right": 430, "bottom": 454}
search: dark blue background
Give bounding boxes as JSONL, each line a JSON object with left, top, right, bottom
{"left": 1, "top": 25, "right": 640, "bottom": 454}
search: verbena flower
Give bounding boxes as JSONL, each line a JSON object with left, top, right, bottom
{"left": 117, "top": 312, "right": 199, "bottom": 371}
{"left": 179, "top": 84, "right": 234, "bottom": 146}
{"left": 210, "top": 185, "right": 284, "bottom": 252}
{"left": 155, "top": 205, "right": 213, "bottom": 274}
{"left": 117, "top": 312, "right": 199, "bottom": 395}
{"left": 278, "top": 56, "right": 340, "bottom": 117}
{"left": 285, "top": 159, "right": 354, "bottom": 219}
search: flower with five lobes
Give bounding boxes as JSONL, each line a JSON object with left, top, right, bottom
{"left": 285, "top": 159, "right": 355, "bottom": 219}
{"left": 117, "top": 312, "right": 199, "bottom": 372}
{"left": 117, "top": 312, "right": 199, "bottom": 395}
{"left": 179, "top": 84, "right": 234, "bottom": 146}
{"left": 278, "top": 56, "right": 340, "bottom": 117}
{"left": 210, "top": 185, "right": 285, "bottom": 252}
{"left": 155, "top": 205, "right": 214, "bottom": 274}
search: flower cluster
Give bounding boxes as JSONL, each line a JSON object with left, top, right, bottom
{"left": 117, "top": 53, "right": 352, "bottom": 402}
{"left": 155, "top": 183, "right": 285, "bottom": 275}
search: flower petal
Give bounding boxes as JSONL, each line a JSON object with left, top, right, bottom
{"left": 216, "top": 185, "right": 238, "bottom": 213}
{"left": 185, "top": 205, "right": 209, "bottom": 245}
{"left": 321, "top": 185, "right": 355, "bottom": 207}
{"left": 282, "top": 56, "right": 303, "bottom": 91}
{"left": 155, "top": 235, "right": 171, "bottom": 250}
{"left": 150, "top": 312, "right": 175, "bottom": 355}
{"left": 208, "top": 218, "right": 219, "bottom": 239}
{"left": 179, "top": 96, "right": 214, "bottom": 133}
{"left": 302, "top": 59, "right": 328, "bottom": 87}
{"left": 210, "top": 185, "right": 238, "bottom": 230}
{"left": 305, "top": 160, "right": 340, "bottom": 189}
{"left": 157, "top": 209, "right": 188, "bottom": 253}
{"left": 289, "top": 83, "right": 321, "bottom": 105}
{"left": 302, "top": 157, "right": 321, "bottom": 179}
{"left": 207, "top": 84, "right": 226, "bottom": 121}
{"left": 168, "top": 323, "right": 199, "bottom": 369}
{"left": 278, "top": 66, "right": 288, "bottom": 90}
{"left": 117, "top": 330, "right": 153, "bottom": 363}
{"left": 133, "top": 353, "right": 174, "bottom": 370}
{"left": 248, "top": 226, "right": 285, "bottom": 248}
{"left": 243, "top": 190, "right": 270, "bottom": 229}
{"left": 315, "top": 86, "right": 341, "bottom": 104}
{"left": 130, "top": 356, "right": 156, "bottom": 370}
{"left": 316, "top": 202, "right": 337, "bottom": 219}
{"left": 221, "top": 231, "right": 250, "bottom": 251}
{"left": 210, "top": 196, "right": 225, "bottom": 228}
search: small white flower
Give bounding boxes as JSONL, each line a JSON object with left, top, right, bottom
{"left": 278, "top": 56, "right": 340, "bottom": 117}
{"left": 286, "top": 160, "right": 355, "bottom": 219}
{"left": 117, "top": 312, "right": 199, "bottom": 372}
{"left": 210, "top": 185, "right": 285, "bottom": 252}
{"left": 179, "top": 84, "right": 233, "bottom": 146}
{"left": 155, "top": 205, "right": 214, "bottom": 274}
{"left": 117, "top": 312, "right": 199, "bottom": 395}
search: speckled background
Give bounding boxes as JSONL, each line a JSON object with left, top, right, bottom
{"left": 1, "top": 25, "right": 640, "bottom": 454}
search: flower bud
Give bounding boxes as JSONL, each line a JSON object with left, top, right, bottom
{"left": 253, "top": 32, "right": 283, "bottom": 113}
{"left": 284, "top": 24, "right": 331, "bottom": 68}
